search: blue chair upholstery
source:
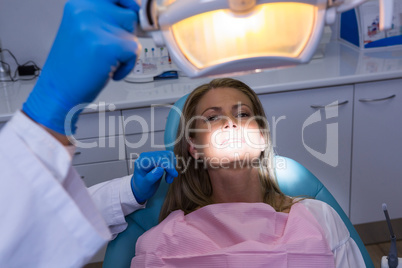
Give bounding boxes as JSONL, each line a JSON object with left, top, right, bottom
{"left": 103, "top": 94, "right": 373, "bottom": 268}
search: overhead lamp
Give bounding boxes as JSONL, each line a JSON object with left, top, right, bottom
{"left": 138, "top": 0, "right": 393, "bottom": 78}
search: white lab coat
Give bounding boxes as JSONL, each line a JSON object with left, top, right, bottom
{"left": 88, "top": 175, "right": 145, "bottom": 240}
{"left": 0, "top": 111, "right": 143, "bottom": 267}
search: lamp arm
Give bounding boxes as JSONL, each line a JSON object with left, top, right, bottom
{"left": 335, "top": 0, "right": 393, "bottom": 31}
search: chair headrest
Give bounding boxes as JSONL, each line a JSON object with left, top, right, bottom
{"left": 164, "top": 94, "right": 189, "bottom": 151}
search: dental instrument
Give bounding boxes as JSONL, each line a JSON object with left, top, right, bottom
{"left": 381, "top": 203, "right": 401, "bottom": 268}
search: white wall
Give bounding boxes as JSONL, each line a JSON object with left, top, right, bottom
{"left": 0, "top": 0, "right": 66, "bottom": 71}
{"left": 0, "top": 0, "right": 156, "bottom": 73}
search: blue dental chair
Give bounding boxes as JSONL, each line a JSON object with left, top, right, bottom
{"left": 103, "top": 94, "right": 373, "bottom": 268}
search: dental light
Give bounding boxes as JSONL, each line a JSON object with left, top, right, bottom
{"left": 138, "top": 0, "right": 393, "bottom": 78}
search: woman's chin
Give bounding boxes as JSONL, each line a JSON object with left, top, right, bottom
{"left": 203, "top": 150, "right": 262, "bottom": 169}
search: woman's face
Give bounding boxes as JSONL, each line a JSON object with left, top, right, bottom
{"left": 188, "top": 87, "right": 266, "bottom": 167}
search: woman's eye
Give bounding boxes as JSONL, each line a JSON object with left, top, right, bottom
{"left": 206, "top": 115, "right": 219, "bottom": 121}
{"left": 237, "top": 112, "right": 250, "bottom": 118}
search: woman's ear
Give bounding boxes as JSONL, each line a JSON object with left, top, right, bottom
{"left": 188, "top": 137, "right": 199, "bottom": 159}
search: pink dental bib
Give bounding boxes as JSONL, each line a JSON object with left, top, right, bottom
{"left": 132, "top": 202, "right": 335, "bottom": 268}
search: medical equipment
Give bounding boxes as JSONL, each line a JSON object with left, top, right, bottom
{"left": 124, "top": 49, "right": 180, "bottom": 83}
{"left": 381, "top": 203, "right": 401, "bottom": 268}
{"left": 0, "top": 40, "right": 11, "bottom": 82}
{"left": 137, "top": 0, "right": 394, "bottom": 78}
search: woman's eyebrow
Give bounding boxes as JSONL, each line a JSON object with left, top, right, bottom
{"left": 232, "top": 103, "right": 252, "bottom": 111}
{"left": 200, "top": 104, "right": 252, "bottom": 115}
{"left": 200, "top": 107, "right": 221, "bottom": 116}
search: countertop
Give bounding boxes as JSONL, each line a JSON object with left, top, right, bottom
{"left": 1, "top": 41, "right": 402, "bottom": 123}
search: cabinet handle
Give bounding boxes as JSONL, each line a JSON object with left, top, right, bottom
{"left": 74, "top": 152, "right": 81, "bottom": 156}
{"left": 310, "top": 100, "right": 349, "bottom": 109}
{"left": 80, "top": 176, "right": 85, "bottom": 179}
{"left": 358, "top": 94, "right": 396, "bottom": 103}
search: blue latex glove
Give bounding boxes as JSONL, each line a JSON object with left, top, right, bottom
{"left": 22, "top": 0, "right": 141, "bottom": 134}
{"left": 131, "top": 151, "right": 178, "bottom": 204}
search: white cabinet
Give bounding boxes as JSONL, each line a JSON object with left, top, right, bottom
{"left": 75, "top": 160, "right": 128, "bottom": 187}
{"left": 351, "top": 79, "right": 402, "bottom": 224}
{"left": 72, "top": 135, "right": 126, "bottom": 165}
{"left": 72, "top": 105, "right": 170, "bottom": 187}
{"left": 73, "top": 111, "right": 128, "bottom": 185}
{"left": 74, "top": 111, "right": 123, "bottom": 139}
{"left": 122, "top": 106, "right": 170, "bottom": 135}
{"left": 122, "top": 106, "right": 169, "bottom": 175}
{"left": 259, "top": 85, "right": 354, "bottom": 216}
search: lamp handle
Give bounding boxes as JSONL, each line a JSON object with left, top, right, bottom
{"left": 379, "top": 0, "right": 394, "bottom": 31}
{"left": 335, "top": 0, "right": 394, "bottom": 31}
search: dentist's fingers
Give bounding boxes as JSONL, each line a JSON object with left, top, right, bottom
{"left": 69, "top": 0, "right": 139, "bottom": 33}
{"left": 102, "top": 3, "right": 138, "bottom": 33}
{"left": 164, "top": 164, "right": 178, "bottom": 182}
{"left": 112, "top": 37, "right": 140, "bottom": 80}
{"left": 131, "top": 151, "right": 177, "bottom": 203}
{"left": 165, "top": 173, "right": 174, "bottom": 184}
{"left": 158, "top": 151, "right": 178, "bottom": 181}
{"left": 113, "top": 56, "right": 137, "bottom": 80}
{"left": 97, "top": 25, "right": 140, "bottom": 80}
{"left": 136, "top": 151, "right": 178, "bottom": 174}
{"left": 99, "top": 0, "right": 140, "bottom": 13}
{"left": 146, "top": 167, "right": 165, "bottom": 184}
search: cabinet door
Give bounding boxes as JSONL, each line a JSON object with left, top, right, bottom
{"left": 74, "top": 160, "right": 128, "bottom": 187}
{"left": 122, "top": 106, "right": 170, "bottom": 135}
{"left": 72, "top": 135, "right": 126, "bottom": 165}
{"left": 126, "top": 131, "right": 165, "bottom": 174}
{"left": 74, "top": 111, "right": 123, "bottom": 139}
{"left": 259, "top": 85, "right": 353, "bottom": 216}
{"left": 351, "top": 79, "right": 402, "bottom": 224}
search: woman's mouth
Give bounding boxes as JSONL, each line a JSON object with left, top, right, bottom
{"left": 220, "top": 138, "right": 245, "bottom": 146}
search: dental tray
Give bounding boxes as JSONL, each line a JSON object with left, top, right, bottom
{"left": 124, "top": 55, "right": 181, "bottom": 83}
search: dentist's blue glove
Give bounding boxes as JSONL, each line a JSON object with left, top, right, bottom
{"left": 131, "top": 151, "right": 178, "bottom": 204}
{"left": 22, "top": 0, "right": 141, "bottom": 134}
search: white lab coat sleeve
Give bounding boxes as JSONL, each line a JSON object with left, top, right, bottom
{"left": 88, "top": 175, "right": 146, "bottom": 239}
{"left": 301, "top": 199, "right": 366, "bottom": 268}
{"left": 0, "top": 111, "right": 111, "bottom": 268}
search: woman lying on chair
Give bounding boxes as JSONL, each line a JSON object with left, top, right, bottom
{"left": 131, "top": 78, "right": 365, "bottom": 267}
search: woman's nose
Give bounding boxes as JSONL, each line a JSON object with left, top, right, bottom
{"left": 223, "top": 116, "right": 238, "bottom": 129}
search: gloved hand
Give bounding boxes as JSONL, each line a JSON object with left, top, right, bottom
{"left": 22, "top": 0, "right": 141, "bottom": 135}
{"left": 131, "top": 151, "right": 178, "bottom": 204}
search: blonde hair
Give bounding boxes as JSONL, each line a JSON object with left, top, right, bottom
{"left": 159, "top": 78, "right": 292, "bottom": 222}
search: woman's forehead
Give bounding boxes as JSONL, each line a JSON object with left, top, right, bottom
{"left": 196, "top": 87, "right": 253, "bottom": 114}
